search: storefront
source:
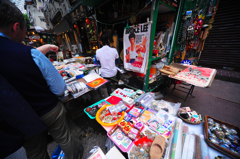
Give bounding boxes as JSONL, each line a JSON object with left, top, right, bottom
{"left": 69, "top": 4, "right": 99, "bottom": 56}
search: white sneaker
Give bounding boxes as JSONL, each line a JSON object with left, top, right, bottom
{"left": 118, "top": 80, "right": 124, "bottom": 85}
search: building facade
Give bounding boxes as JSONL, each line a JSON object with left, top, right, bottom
{"left": 11, "top": 0, "right": 27, "bottom": 14}
{"left": 25, "top": 0, "right": 48, "bottom": 29}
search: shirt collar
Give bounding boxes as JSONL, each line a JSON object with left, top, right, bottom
{"left": 0, "top": 32, "right": 12, "bottom": 40}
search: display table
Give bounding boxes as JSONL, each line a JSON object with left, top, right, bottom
{"left": 100, "top": 117, "right": 226, "bottom": 158}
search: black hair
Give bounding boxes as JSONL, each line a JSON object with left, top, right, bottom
{"left": 128, "top": 33, "right": 135, "bottom": 40}
{"left": 100, "top": 32, "right": 109, "bottom": 45}
{"left": 0, "top": 0, "right": 25, "bottom": 30}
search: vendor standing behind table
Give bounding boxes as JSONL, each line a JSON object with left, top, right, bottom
{"left": 0, "top": 1, "right": 83, "bottom": 159}
{"left": 96, "top": 32, "right": 124, "bottom": 96}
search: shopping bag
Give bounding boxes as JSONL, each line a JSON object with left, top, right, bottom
{"left": 52, "top": 145, "right": 65, "bottom": 159}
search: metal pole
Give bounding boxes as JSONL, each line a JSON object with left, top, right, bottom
{"left": 168, "top": 0, "right": 184, "bottom": 64}
{"left": 143, "top": 0, "right": 160, "bottom": 91}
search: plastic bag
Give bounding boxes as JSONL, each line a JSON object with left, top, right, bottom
{"left": 86, "top": 146, "right": 101, "bottom": 159}
{"left": 148, "top": 100, "right": 181, "bottom": 116}
{"left": 105, "top": 138, "right": 115, "bottom": 152}
{"left": 52, "top": 145, "right": 64, "bottom": 159}
{"left": 182, "top": 131, "right": 196, "bottom": 159}
{"left": 136, "top": 92, "right": 155, "bottom": 107}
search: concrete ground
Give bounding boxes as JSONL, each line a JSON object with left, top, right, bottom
{"left": 17, "top": 79, "right": 240, "bottom": 158}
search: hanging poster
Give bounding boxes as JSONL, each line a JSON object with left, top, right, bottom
{"left": 123, "top": 22, "right": 151, "bottom": 74}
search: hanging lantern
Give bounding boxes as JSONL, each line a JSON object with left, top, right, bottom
{"left": 74, "top": 24, "right": 79, "bottom": 30}
{"left": 74, "top": 24, "right": 80, "bottom": 37}
{"left": 86, "top": 18, "right": 91, "bottom": 25}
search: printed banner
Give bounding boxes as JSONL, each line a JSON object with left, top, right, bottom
{"left": 123, "top": 22, "right": 151, "bottom": 74}
{"left": 170, "top": 65, "right": 216, "bottom": 87}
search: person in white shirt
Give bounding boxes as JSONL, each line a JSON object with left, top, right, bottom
{"left": 96, "top": 32, "right": 123, "bottom": 95}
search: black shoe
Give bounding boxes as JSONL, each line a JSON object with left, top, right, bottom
{"left": 78, "top": 144, "right": 84, "bottom": 159}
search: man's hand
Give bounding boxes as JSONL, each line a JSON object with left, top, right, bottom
{"left": 36, "top": 44, "right": 59, "bottom": 55}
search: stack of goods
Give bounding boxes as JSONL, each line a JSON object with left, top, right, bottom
{"left": 96, "top": 103, "right": 126, "bottom": 126}
{"left": 57, "top": 62, "right": 86, "bottom": 83}
{"left": 207, "top": 118, "right": 240, "bottom": 155}
{"left": 135, "top": 92, "right": 155, "bottom": 108}
{"left": 178, "top": 107, "right": 203, "bottom": 124}
{"left": 83, "top": 73, "right": 108, "bottom": 89}
{"left": 147, "top": 110, "right": 175, "bottom": 139}
{"left": 149, "top": 100, "right": 181, "bottom": 116}
{"left": 84, "top": 100, "right": 111, "bottom": 119}
{"left": 111, "top": 88, "right": 135, "bottom": 99}
{"left": 129, "top": 90, "right": 145, "bottom": 101}
{"left": 108, "top": 117, "right": 145, "bottom": 151}
{"left": 66, "top": 81, "right": 88, "bottom": 94}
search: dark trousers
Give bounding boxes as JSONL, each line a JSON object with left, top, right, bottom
{"left": 104, "top": 71, "right": 121, "bottom": 96}
{"left": 23, "top": 101, "right": 79, "bottom": 159}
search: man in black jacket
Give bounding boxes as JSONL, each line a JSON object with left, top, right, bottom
{"left": 0, "top": 74, "right": 46, "bottom": 159}
{"left": 0, "top": 1, "right": 83, "bottom": 159}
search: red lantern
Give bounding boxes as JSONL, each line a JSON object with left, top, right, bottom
{"left": 74, "top": 24, "right": 80, "bottom": 37}
{"left": 86, "top": 18, "right": 91, "bottom": 25}
{"left": 74, "top": 24, "right": 78, "bottom": 29}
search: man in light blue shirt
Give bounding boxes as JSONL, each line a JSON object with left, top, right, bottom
{"left": 0, "top": 32, "right": 66, "bottom": 96}
{"left": 0, "top": 0, "right": 83, "bottom": 159}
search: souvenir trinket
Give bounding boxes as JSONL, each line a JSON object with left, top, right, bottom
{"left": 135, "top": 102, "right": 141, "bottom": 107}
{"left": 221, "top": 144, "right": 230, "bottom": 149}
{"left": 214, "top": 130, "right": 225, "bottom": 139}
{"left": 226, "top": 135, "right": 235, "bottom": 141}
{"left": 224, "top": 131, "right": 230, "bottom": 136}
{"left": 222, "top": 138, "right": 231, "bottom": 145}
{"left": 139, "top": 132, "right": 145, "bottom": 138}
{"left": 117, "top": 132, "right": 124, "bottom": 140}
{"left": 209, "top": 133, "right": 218, "bottom": 140}
{"left": 209, "top": 137, "right": 219, "bottom": 144}
{"left": 233, "top": 135, "right": 240, "bottom": 140}
{"left": 128, "top": 132, "right": 137, "bottom": 140}
{"left": 180, "top": 113, "right": 189, "bottom": 119}
{"left": 103, "top": 115, "right": 113, "bottom": 123}
{"left": 122, "top": 125, "right": 131, "bottom": 134}
{"left": 231, "top": 144, "right": 238, "bottom": 148}
{"left": 217, "top": 138, "right": 223, "bottom": 143}
{"left": 229, "top": 129, "right": 238, "bottom": 135}
{"left": 232, "top": 139, "right": 239, "bottom": 145}
{"left": 208, "top": 118, "right": 214, "bottom": 126}
{"left": 108, "top": 126, "right": 118, "bottom": 136}
{"left": 208, "top": 128, "right": 213, "bottom": 136}
{"left": 214, "top": 122, "right": 221, "bottom": 127}
{"left": 130, "top": 128, "right": 139, "bottom": 135}
{"left": 121, "top": 136, "right": 132, "bottom": 149}
{"left": 118, "top": 120, "right": 127, "bottom": 129}
{"left": 124, "top": 114, "right": 132, "bottom": 122}
{"left": 135, "top": 121, "right": 144, "bottom": 130}
{"left": 86, "top": 107, "right": 92, "bottom": 112}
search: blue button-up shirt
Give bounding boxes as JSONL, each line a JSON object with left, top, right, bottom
{"left": 0, "top": 32, "right": 66, "bottom": 96}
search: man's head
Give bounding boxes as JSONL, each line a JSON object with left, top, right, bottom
{"left": 100, "top": 32, "right": 109, "bottom": 46}
{"left": 0, "top": 0, "right": 26, "bottom": 43}
{"left": 128, "top": 33, "right": 135, "bottom": 45}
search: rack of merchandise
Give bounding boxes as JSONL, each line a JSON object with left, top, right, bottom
{"left": 143, "top": 0, "right": 180, "bottom": 92}
{"left": 168, "top": 0, "right": 219, "bottom": 65}
{"left": 82, "top": 0, "right": 218, "bottom": 92}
